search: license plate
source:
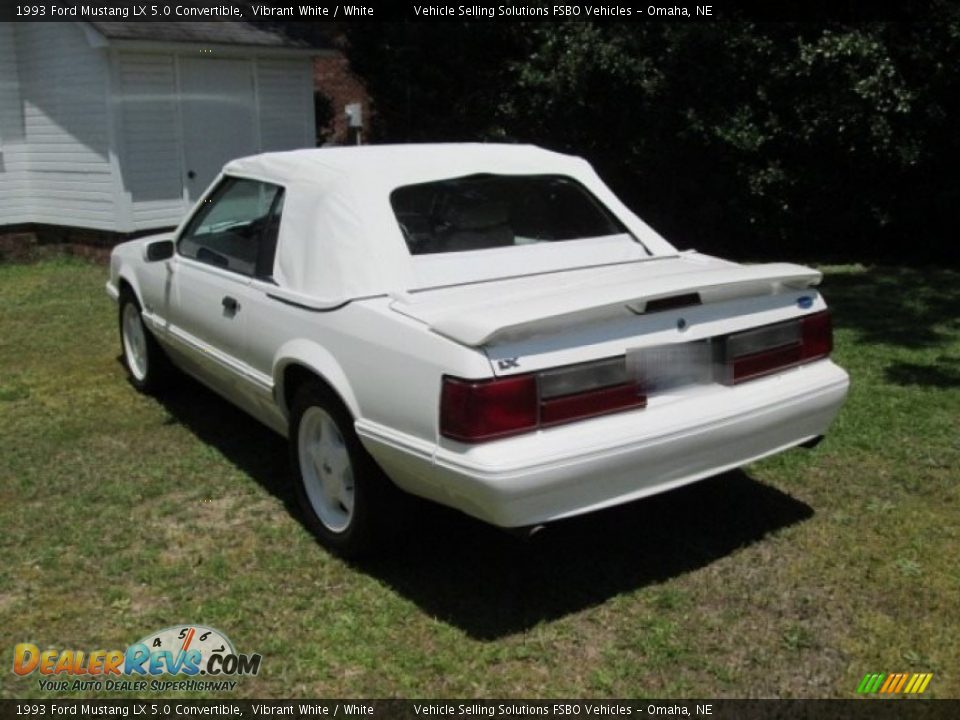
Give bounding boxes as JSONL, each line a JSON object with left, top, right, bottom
{"left": 627, "top": 340, "right": 715, "bottom": 393}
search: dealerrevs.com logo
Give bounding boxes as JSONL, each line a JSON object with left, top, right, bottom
{"left": 12, "top": 625, "right": 262, "bottom": 692}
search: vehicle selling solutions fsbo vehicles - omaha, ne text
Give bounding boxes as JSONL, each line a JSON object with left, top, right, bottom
{"left": 106, "top": 144, "right": 850, "bottom": 556}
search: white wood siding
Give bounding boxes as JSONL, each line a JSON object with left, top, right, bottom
{"left": 0, "top": 21, "right": 317, "bottom": 235}
{"left": 116, "top": 52, "right": 184, "bottom": 230}
{"left": 0, "top": 23, "right": 30, "bottom": 225}
{"left": 256, "top": 59, "right": 314, "bottom": 151}
{"left": 14, "top": 23, "right": 117, "bottom": 229}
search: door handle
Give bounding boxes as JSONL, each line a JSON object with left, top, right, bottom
{"left": 222, "top": 296, "right": 239, "bottom": 313}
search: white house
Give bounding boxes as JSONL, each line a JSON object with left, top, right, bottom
{"left": 0, "top": 22, "right": 324, "bottom": 235}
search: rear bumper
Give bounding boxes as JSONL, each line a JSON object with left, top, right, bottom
{"left": 358, "top": 359, "right": 849, "bottom": 527}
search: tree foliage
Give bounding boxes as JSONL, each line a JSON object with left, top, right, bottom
{"left": 344, "top": 18, "right": 959, "bottom": 262}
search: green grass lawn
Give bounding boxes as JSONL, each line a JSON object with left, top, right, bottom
{"left": 1, "top": 257, "right": 958, "bottom": 699}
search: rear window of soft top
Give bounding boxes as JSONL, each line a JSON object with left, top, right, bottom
{"left": 390, "top": 174, "right": 633, "bottom": 255}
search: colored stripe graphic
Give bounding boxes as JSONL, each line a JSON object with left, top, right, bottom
{"left": 857, "top": 673, "right": 881, "bottom": 693}
{"left": 879, "top": 674, "right": 896, "bottom": 693}
{"left": 893, "top": 674, "right": 909, "bottom": 693}
{"left": 857, "top": 672, "right": 933, "bottom": 694}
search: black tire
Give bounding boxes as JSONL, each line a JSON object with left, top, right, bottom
{"left": 118, "top": 290, "right": 171, "bottom": 394}
{"left": 288, "top": 382, "right": 395, "bottom": 558}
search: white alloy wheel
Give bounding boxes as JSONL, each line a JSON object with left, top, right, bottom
{"left": 122, "top": 302, "right": 149, "bottom": 382}
{"left": 297, "top": 406, "right": 355, "bottom": 533}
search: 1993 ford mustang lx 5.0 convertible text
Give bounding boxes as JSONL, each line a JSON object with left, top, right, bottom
{"left": 107, "top": 144, "right": 849, "bottom": 556}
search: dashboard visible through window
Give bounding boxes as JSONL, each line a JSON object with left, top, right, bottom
{"left": 178, "top": 177, "right": 284, "bottom": 278}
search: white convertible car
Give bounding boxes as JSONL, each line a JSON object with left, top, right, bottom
{"left": 107, "top": 144, "right": 849, "bottom": 556}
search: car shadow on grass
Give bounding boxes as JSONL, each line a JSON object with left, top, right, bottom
{"left": 884, "top": 358, "right": 960, "bottom": 388}
{"left": 823, "top": 265, "right": 960, "bottom": 351}
{"left": 152, "top": 367, "right": 814, "bottom": 641}
{"left": 151, "top": 370, "right": 295, "bottom": 505}
{"left": 359, "top": 471, "right": 812, "bottom": 640}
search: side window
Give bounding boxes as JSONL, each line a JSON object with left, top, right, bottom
{"left": 178, "top": 177, "right": 284, "bottom": 278}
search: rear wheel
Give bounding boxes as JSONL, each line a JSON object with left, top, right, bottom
{"left": 119, "top": 291, "right": 170, "bottom": 394}
{"left": 289, "top": 383, "right": 393, "bottom": 558}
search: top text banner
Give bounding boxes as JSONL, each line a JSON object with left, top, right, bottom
{"left": 0, "top": 0, "right": 934, "bottom": 23}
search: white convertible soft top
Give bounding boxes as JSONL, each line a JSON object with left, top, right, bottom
{"left": 221, "top": 144, "right": 678, "bottom": 304}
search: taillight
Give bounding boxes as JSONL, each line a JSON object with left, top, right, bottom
{"left": 440, "top": 375, "right": 538, "bottom": 442}
{"left": 440, "top": 310, "right": 834, "bottom": 442}
{"left": 540, "top": 383, "right": 646, "bottom": 427}
{"left": 799, "top": 310, "right": 833, "bottom": 361}
{"left": 441, "top": 357, "right": 646, "bottom": 443}
{"left": 726, "top": 310, "right": 832, "bottom": 384}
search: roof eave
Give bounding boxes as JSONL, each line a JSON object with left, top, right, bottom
{"left": 103, "top": 38, "right": 331, "bottom": 57}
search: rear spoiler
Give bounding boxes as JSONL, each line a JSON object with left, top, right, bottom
{"left": 427, "top": 263, "right": 821, "bottom": 347}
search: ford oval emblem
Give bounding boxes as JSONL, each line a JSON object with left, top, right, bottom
{"left": 798, "top": 296, "right": 814, "bottom": 309}
{"left": 677, "top": 318, "right": 688, "bottom": 331}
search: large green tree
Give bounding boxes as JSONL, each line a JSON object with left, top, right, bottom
{"left": 344, "top": 19, "right": 959, "bottom": 262}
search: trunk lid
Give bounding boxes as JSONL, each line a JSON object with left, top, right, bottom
{"left": 390, "top": 253, "right": 823, "bottom": 374}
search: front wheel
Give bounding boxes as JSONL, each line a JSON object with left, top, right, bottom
{"left": 119, "top": 292, "right": 170, "bottom": 394}
{"left": 289, "top": 383, "right": 393, "bottom": 558}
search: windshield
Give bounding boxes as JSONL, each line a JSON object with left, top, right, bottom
{"left": 390, "top": 174, "right": 637, "bottom": 255}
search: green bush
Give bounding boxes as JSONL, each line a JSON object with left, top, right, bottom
{"left": 344, "top": 19, "right": 959, "bottom": 263}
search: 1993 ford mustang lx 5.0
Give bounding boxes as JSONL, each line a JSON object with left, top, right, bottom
{"left": 106, "top": 144, "right": 849, "bottom": 556}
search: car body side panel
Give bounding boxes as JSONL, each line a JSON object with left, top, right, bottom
{"left": 107, "top": 235, "right": 172, "bottom": 330}
{"left": 241, "top": 292, "right": 493, "bottom": 443}
{"left": 108, "top": 237, "right": 493, "bottom": 447}
{"left": 163, "top": 256, "right": 254, "bottom": 394}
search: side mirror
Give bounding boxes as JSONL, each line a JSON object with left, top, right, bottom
{"left": 144, "top": 239, "right": 174, "bottom": 262}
